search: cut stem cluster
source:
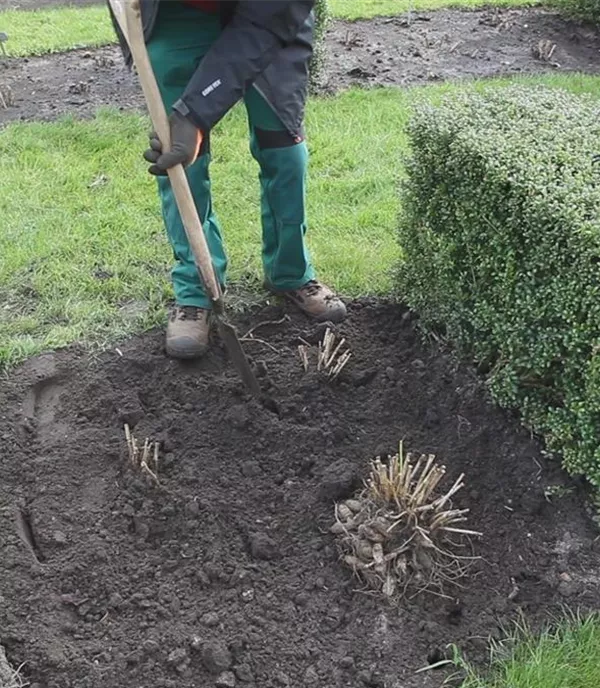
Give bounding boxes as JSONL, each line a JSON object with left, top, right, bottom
{"left": 332, "top": 443, "right": 481, "bottom": 599}
{"left": 124, "top": 423, "right": 160, "bottom": 485}
{"left": 298, "top": 327, "right": 351, "bottom": 380}
{"left": 0, "top": 84, "right": 13, "bottom": 109}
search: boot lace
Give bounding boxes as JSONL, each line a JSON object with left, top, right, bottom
{"left": 298, "top": 280, "right": 323, "bottom": 298}
{"left": 175, "top": 306, "right": 202, "bottom": 321}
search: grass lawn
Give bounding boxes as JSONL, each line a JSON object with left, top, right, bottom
{"left": 0, "top": 0, "right": 540, "bottom": 57}
{"left": 456, "top": 614, "right": 600, "bottom": 688}
{"left": 2, "top": 73, "right": 600, "bottom": 370}
{"left": 0, "top": 5, "right": 116, "bottom": 57}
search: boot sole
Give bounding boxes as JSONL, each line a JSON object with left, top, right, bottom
{"left": 165, "top": 342, "right": 210, "bottom": 360}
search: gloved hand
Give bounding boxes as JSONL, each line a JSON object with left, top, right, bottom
{"left": 143, "top": 110, "right": 203, "bottom": 176}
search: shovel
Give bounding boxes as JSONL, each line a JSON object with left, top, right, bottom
{"left": 108, "top": 0, "right": 261, "bottom": 397}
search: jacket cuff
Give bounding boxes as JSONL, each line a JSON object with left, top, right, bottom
{"left": 173, "top": 98, "right": 210, "bottom": 133}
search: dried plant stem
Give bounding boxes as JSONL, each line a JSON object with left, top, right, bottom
{"left": 124, "top": 424, "right": 160, "bottom": 485}
{"left": 124, "top": 423, "right": 135, "bottom": 465}
{"left": 318, "top": 328, "right": 333, "bottom": 370}
{"left": 298, "top": 344, "right": 310, "bottom": 372}
{"left": 303, "top": 327, "right": 352, "bottom": 379}
{"left": 325, "top": 336, "right": 346, "bottom": 368}
{"left": 330, "top": 350, "right": 352, "bottom": 380}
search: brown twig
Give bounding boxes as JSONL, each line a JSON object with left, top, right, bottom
{"left": 240, "top": 315, "right": 289, "bottom": 353}
{"left": 240, "top": 336, "right": 279, "bottom": 353}
{"left": 241, "top": 315, "right": 289, "bottom": 340}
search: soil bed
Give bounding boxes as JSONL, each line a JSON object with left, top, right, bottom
{"left": 1, "top": 300, "right": 599, "bottom": 688}
{"left": 1, "top": 8, "right": 600, "bottom": 126}
{"left": 324, "top": 8, "right": 600, "bottom": 89}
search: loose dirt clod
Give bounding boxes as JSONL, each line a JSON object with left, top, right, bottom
{"left": 124, "top": 423, "right": 160, "bottom": 485}
{"left": 332, "top": 443, "right": 481, "bottom": 599}
{"left": 13, "top": 503, "right": 44, "bottom": 564}
{"left": 93, "top": 53, "right": 116, "bottom": 69}
{"left": 67, "top": 81, "right": 90, "bottom": 95}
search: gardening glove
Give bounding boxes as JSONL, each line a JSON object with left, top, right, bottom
{"left": 143, "top": 110, "right": 203, "bottom": 176}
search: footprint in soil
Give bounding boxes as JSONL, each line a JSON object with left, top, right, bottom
{"left": 22, "top": 376, "right": 66, "bottom": 442}
{"left": 13, "top": 503, "right": 46, "bottom": 563}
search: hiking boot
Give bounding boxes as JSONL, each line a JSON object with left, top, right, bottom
{"left": 275, "top": 280, "right": 347, "bottom": 323}
{"left": 165, "top": 306, "right": 211, "bottom": 359}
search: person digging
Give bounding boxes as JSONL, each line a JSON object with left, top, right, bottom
{"left": 108, "top": 0, "right": 347, "bottom": 360}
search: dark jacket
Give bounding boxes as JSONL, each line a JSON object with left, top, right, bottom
{"left": 108, "top": 0, "right": 315, "bottom": 136}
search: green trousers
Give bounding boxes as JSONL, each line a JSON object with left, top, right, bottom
{"left": 147, "top": 1, "right": 315, "bottom": 309}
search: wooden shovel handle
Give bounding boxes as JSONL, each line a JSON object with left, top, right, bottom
{"left": 110, "top": 0, "right": 221, "bottom": 303}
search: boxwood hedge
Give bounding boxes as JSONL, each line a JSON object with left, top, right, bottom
{"left": 398, "top": 86, "right": 600, "bottom": 487}
{"left": 551, "top": 0, "right": 600, "bottom": 24}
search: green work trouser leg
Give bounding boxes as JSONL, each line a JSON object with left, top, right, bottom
{"left": 146, "top": 2, "right": 314, "bottom": 309}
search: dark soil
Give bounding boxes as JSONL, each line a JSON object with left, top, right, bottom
{"left": 2, "top": 8, "right": 600, "bottom": 126}
{"left": 0, "top": 47, "right": 142, "bottom": 125}
{"left": 324, "top": 8, "right": 600, "bottom": 89}
{"left": 1, "top": 301, "right": 600, "bottom": 688}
